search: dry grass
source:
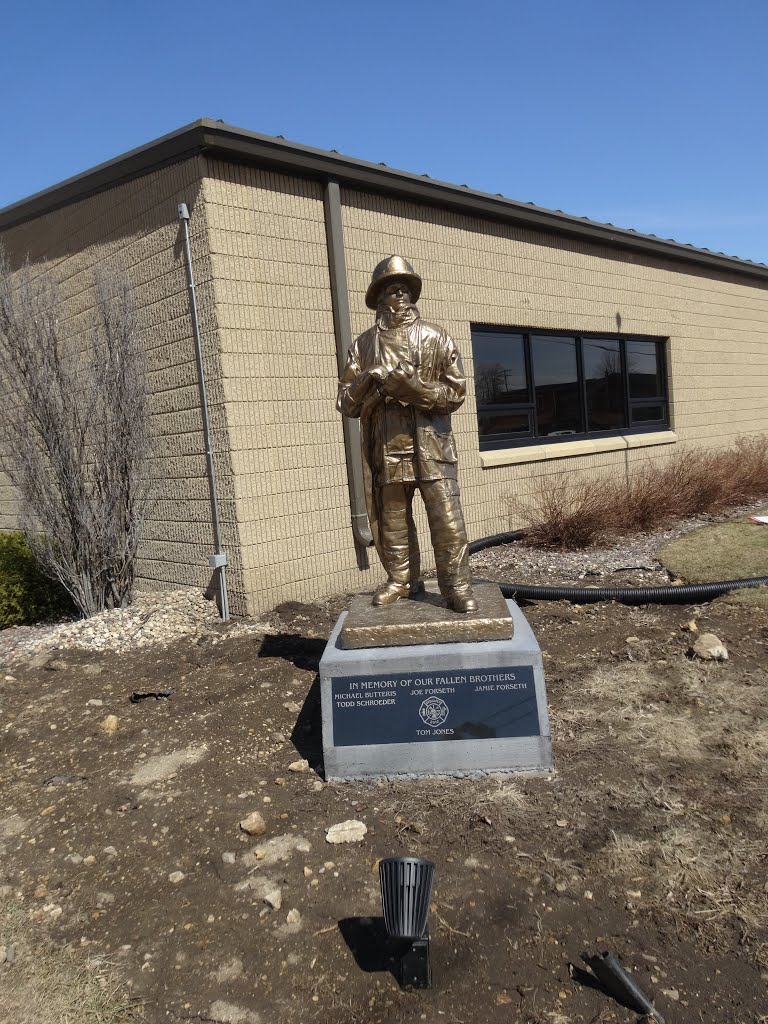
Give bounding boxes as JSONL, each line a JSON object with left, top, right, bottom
{"left": 557, "top": 660, "right": 768, "bottom": 774}
{"left": 508, "top": 435, "right": 768, "bottom": 549}
{"left": 606, "top": 823, "right": 767, "bottom": 932}
{"left": 0, "top": 887, "right": 140, "bottom": 1024}
{"left": 659, "top": 522, "right": 768, "bottom": 583}
{"left": 554, "top": 657, "right": 768, "bottom": 961}
{"left": 717, "top": 586, "right": 768, "bottom": 609}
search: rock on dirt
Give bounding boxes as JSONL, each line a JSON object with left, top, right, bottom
{"left": 213, "top": 957, "right": 244, "bottom": 984}
{"left": 287, "top": 759, "right": 309, "bottom": 773}
{"left": 274, "top": 908, "right": 303, "bottom": 937}
{"left": 236, "top": 876, "right": 282, "bottom": 910}
{"left": 691, "top": 632, "right": 729, "bottom": 660}
{"left": 130, "top": 744, "right": 208, "bottom": 786}
{"left": 208, "top": 999, "right": 260, "bottom": 1024}
{"left": 325, "top": 819, "right": 368, "bottom": 844}
{"left": 0, "top": 587, "right": 266, "bottom": 666}
{"left": 239, "top": 811, "right": 267, "bottom": 836}
{"left": 99, "top": 715, "right": 119, "bottom": 735}
{"left": 242, "top": 834, "right": 311, "bottom": 867}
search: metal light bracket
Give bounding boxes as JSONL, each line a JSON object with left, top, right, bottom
{"left": 395, "top": 931, "right": 431, "bottom": 989}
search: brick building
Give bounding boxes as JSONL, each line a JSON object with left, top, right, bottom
{"left": 1, "top": 120, "right": 767, "bottom": 616}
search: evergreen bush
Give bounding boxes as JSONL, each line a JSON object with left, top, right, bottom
{"left": 0, "top": 532, "right": 75, "bottom": 628}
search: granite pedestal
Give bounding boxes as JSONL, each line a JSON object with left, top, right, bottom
{"left": 320, "top": 598, "right": 553, "bottom": 780}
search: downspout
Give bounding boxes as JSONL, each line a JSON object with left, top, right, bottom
{"left": 177, "top": 201, "right": 230, "bottom": 621}
{"left": 323, "top": 179, "right": 374, "bottom": 567}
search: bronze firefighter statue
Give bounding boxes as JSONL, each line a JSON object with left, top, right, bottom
{"left": 337, "top": 256, "right": 477, "bottom": 613}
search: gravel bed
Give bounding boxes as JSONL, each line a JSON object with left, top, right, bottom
{"left": 470, "top": 504, "right": 767, "bottom": 589}
{"left": 2, "top": 503, "right": 764, "bottom": 665}
{"left": 0, "top": 588, "right": 265, "bottom": 667}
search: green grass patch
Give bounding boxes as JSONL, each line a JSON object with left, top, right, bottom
{"left": 658, "top": 521, "right": 768, "bottom": 584}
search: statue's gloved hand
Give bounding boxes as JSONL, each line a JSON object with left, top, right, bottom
{"left": 381, "top": 362, "right": 438, "bottom": 409}
{"left": 347, "top": 365, "right": 388, "bottom": 403}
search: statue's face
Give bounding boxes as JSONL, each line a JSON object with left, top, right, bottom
{"left": 379, "top": 279, "right": 412, "bottom": 313}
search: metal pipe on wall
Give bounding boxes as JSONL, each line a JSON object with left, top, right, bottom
{"left": 323, "top": 179, "right": 374, "bottom": 566}
{"left": 177, "top": 201, "right": 230, "bottom": 621}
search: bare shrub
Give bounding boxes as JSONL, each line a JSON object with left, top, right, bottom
{"left": 509, "top": 435, "right": 768, "bottom": 549}
{"left": 0, "top": 249, "right": 153, "bottom": 617}
{"left": 510, "top": 474, "right": 617, "bottom": 549}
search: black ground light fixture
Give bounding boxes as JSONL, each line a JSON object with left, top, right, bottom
{"left": 581, "top": 950, "right": 666, "bottom": 1023}
{"left": 379, "top": 856, "right": 435, "bottom": 989}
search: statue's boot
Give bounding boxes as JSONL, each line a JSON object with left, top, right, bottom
{"left": 372, "top": 580, "right": 410, "bottom": 606}
{"left": 446, "top": 586, "right": 478, "bottom": 614}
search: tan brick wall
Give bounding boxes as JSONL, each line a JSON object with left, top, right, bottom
{"left": 204, "top": 164, "right": 768, "bottom": 614}
{"left": 203, "top": 161, "right": 382, "bottom": 615}
{"left": 4, "top": 155, "right": 767, "bottom": 619}
{"left": 0, "top": 157, "right": 247, "bottom": 613}
{"left": 339, "top": 188, "right": 768, "bottom": 556}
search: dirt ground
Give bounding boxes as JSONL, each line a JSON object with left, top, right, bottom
{"left": 1, "top": 588, "right": 767, "bottom": 1024}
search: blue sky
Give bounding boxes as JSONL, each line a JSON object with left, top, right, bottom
{"left": 2, "top": 0, "right": 766, "bottom": 263}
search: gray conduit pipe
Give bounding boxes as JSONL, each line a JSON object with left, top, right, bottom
{"left": 323, "top": 179, "right": 374, "bottom": 560}
{"left": 469, "top": 531, "right": 768, "bottom": 605}
{"left": 178, "top": 202, "right": 230, "bottom": 621}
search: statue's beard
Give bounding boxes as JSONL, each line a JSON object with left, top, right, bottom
{"left": 377, "top": 302, "right": 418, "bottom": 328}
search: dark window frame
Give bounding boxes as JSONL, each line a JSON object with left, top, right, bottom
{"left": 470, "top": 326, "right": 669, "bottom": 451}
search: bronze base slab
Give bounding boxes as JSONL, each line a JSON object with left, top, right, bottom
{"left": 339, "top": 582, "right": 514, "bottom": 649}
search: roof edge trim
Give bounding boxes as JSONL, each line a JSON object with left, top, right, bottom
{"left": 1, "top": 119, "right": 766, "bottom": 282}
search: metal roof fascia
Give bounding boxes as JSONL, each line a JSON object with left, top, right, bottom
{"left": 196, "top": 124, "right": 768, "bottom": 282}
{"left": 0, "top": 122, "right": 208, "bottom": 232}
{"left": 1, "top": 118, "right": 766, "bottom": 283}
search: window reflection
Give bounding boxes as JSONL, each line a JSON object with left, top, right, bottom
{"left": 470, "top": 329, "right": 667, "bottom": 449}
{"left": 583, "top": 338, "right": 625, "bottom": 431}
{"left": 631, "top": 404, "right": 665, "bottom": 424}
{"left": 472, "top": 333, "right": 527, "bottom": 405}
{"left": 531, "top": 336, "right": 582, "bottom": 435}
{"left": 627, "top": 340, "right": 662, "bottom": 399}
{"left": 478, "top": 410, "right": 531, "bottom": 438}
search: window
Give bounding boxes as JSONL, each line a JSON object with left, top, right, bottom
{"left": 471, "top": 328, "right": 668, "bottom": 450}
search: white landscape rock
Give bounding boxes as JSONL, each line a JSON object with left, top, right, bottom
{"left": 274, "top": 908, "right": 303, "bottom": 937}
{"left": 691, "top": 632, "right": 729, "bottom": 661}
{"left": 213, "top": 957, "right": 244, "bottom": 984}
{"left": 0, "top": 588, "right": 266, "bottom": 666}
{"left": 168, "top": 871, "right": 186, "bottom": 884}
{"left": 130, "top": 744, "right": 208, "bottom": 787}
{"left": 208, "top": 1000, "right": 260, "bottom": 1024}
{"left": 235, "top": 876, "right": 282, "bottom": 910}
{"left": 239, "top": 811, "right": 267, "bottom": 836}
{"left": 325, "top": 819, "right": 368, "bottom": 844}
{"left": 242, "top": 834, "right": 311, "bottom": 867}
{"left": 287, "top": 759, "right": 309, "bottom": 773}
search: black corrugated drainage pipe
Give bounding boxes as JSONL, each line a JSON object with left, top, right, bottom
{"left": 469, "top": 531, "right": 768, "bottom": 605}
